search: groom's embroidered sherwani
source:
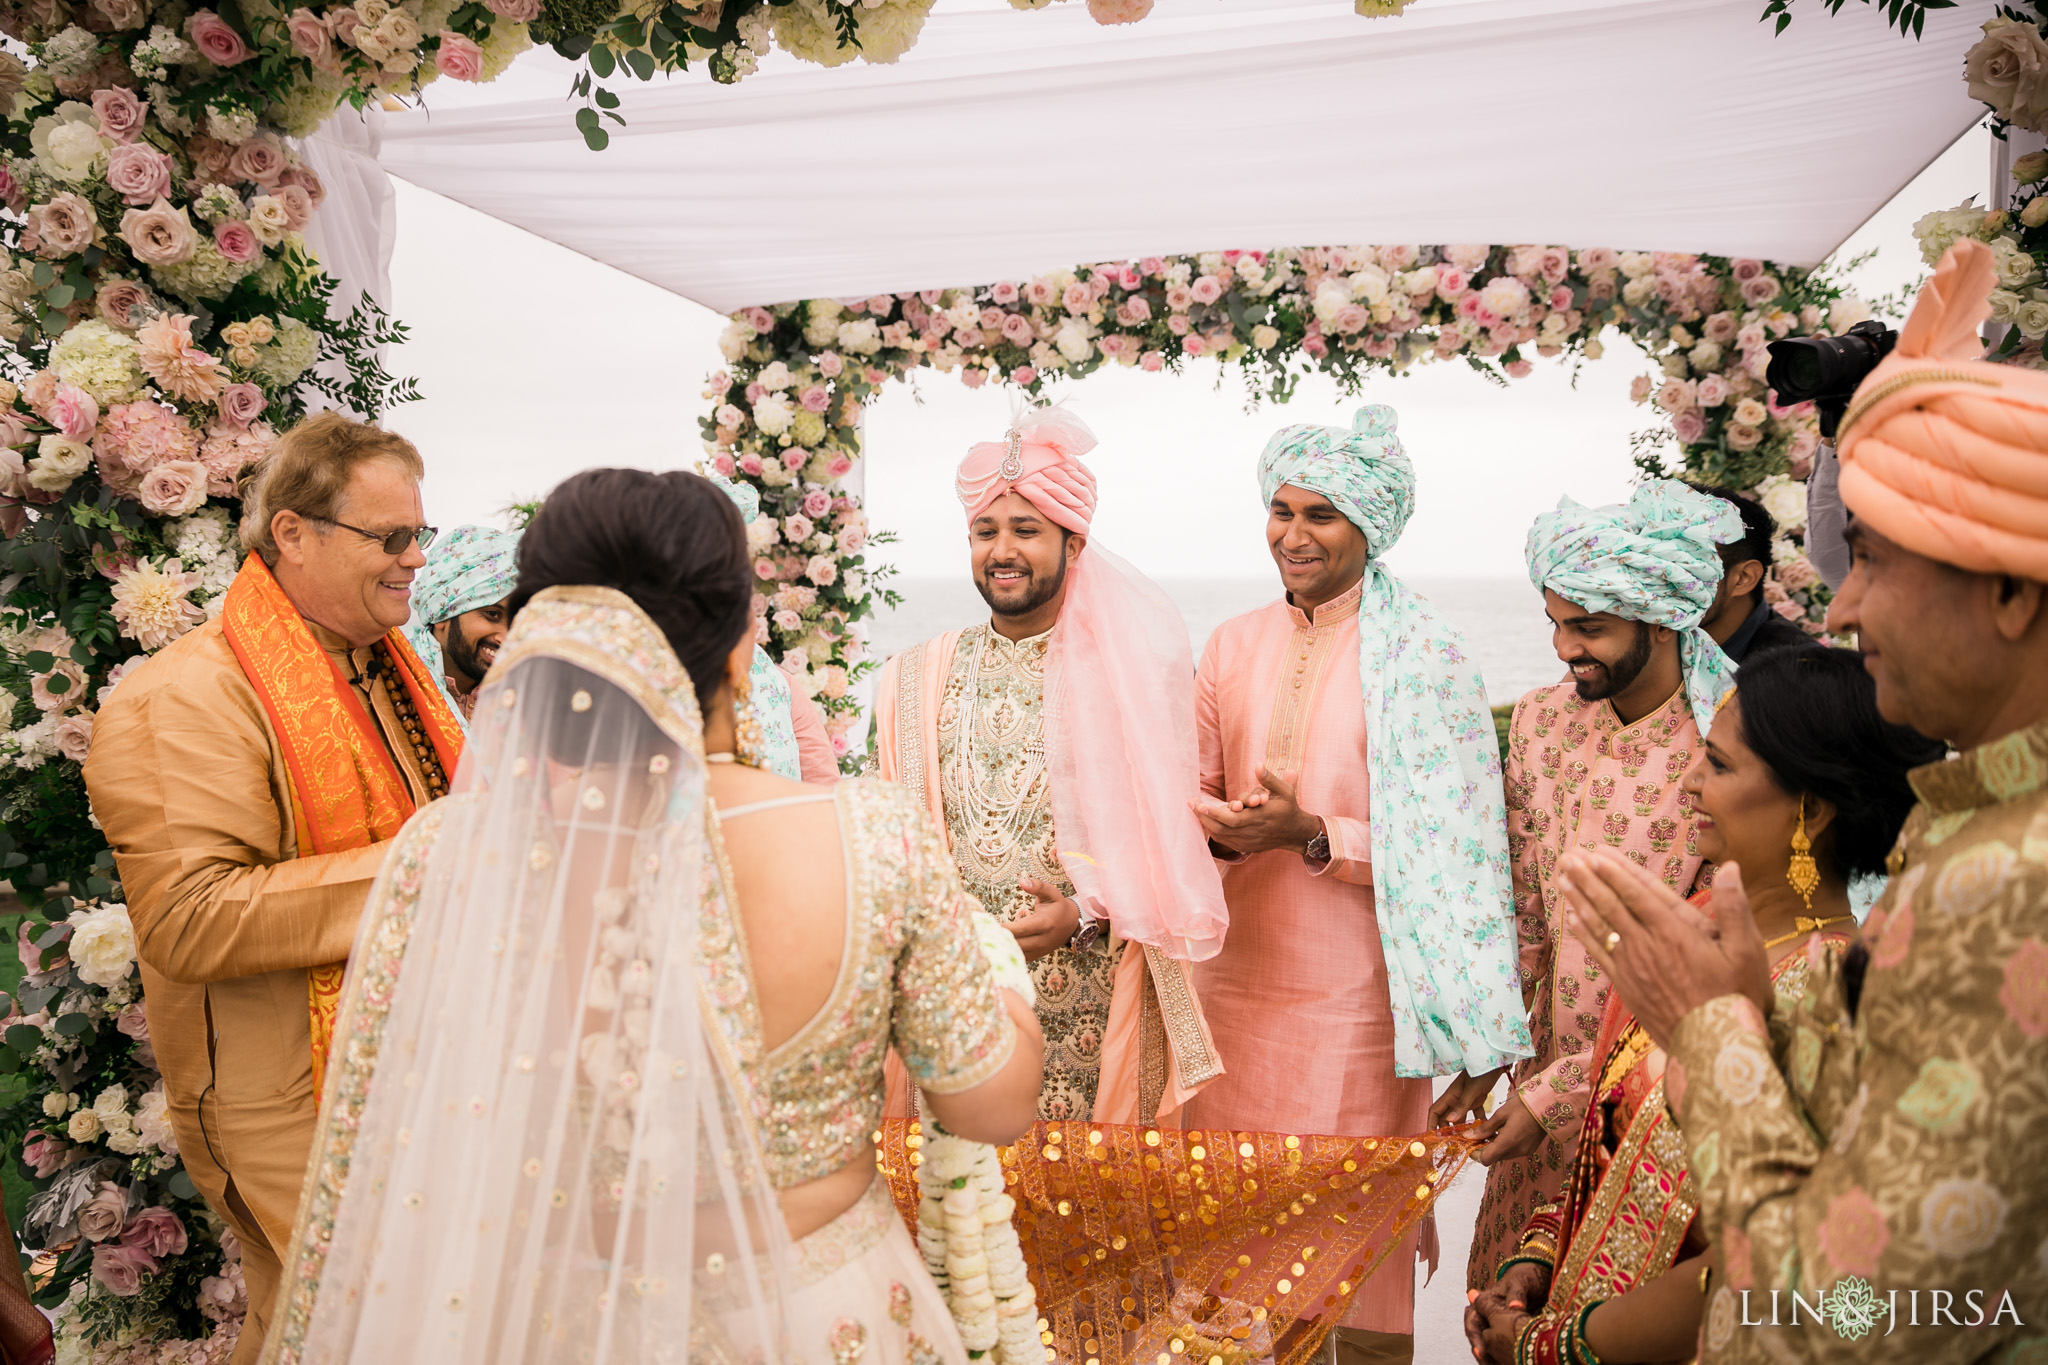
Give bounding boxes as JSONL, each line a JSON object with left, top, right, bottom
{"left": 873, "top": 624, "right": 1217, "bottom": 1123}
{"left": 85, "top": 556, "right": 461, "bottom": 1363}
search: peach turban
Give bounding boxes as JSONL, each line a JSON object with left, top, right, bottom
{"left": 955, "top": 407, "right": 1098, "bottom": 533}
{"left": 1836, "top": 237, "right": 2048, "bottom": 580}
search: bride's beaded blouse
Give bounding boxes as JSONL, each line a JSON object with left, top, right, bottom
{"left": 710, "top": 778, "right": 1019, "bottom": 1188}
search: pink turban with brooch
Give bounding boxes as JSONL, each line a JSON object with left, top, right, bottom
{"left": 952, "top": 408, "right": 1230, "bottom": 981}
{"left": 1837, "top": 238, "right": 2048, "bottom": 581}
{"left": 955, "top": 407, "right": 1099, "bottom": 532}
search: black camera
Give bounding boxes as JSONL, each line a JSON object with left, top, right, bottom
{"left": 1764, "top": 320, "right": 1898, "bottom": 440}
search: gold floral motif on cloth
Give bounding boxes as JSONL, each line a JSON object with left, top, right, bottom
{"left": 937, "top": 624, "right": 1118, "bottom": 1121}
{"left": 876, "top": 1120, "right": 1473, "bottom": 1365}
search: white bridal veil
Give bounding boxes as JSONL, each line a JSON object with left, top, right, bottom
{"left": 266, "top": 586, "right": 796, "bottom": 1365}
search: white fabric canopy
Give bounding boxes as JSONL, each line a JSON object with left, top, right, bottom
{"left": 372, "top": 0, "right": 1990, "bottom": 313}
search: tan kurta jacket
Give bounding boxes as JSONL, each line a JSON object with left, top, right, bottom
{"left": 84, "top": 609, "right": 428, "bottom": 1357}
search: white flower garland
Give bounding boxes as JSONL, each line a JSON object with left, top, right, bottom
{"left": 912, "top": 914, "right": 1039, "bottom": 1361}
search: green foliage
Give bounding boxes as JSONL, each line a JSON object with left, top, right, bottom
{"left": 1760, "top": 0, "right": 1956, "bottom": 37}
{"left": 1492, "top": 704, "right": 1514, "bottom": 766}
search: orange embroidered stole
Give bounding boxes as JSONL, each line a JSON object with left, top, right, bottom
{"left": 220, "top": 555, "right": 463, "bottom": 1092}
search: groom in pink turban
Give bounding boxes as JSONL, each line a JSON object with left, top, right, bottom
{"left": 871, "top": 406, "right": 1227, "bottom": 1123}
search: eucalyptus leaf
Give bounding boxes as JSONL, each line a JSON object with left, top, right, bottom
{"left": 588, "top": 43, "right": 615, "bottom": 77}
{"left": 53, "top": 1013, "right": 91, "bottom": 1037}
{"left": 4, "top": 1025, "right": 43, "bottom": 1053}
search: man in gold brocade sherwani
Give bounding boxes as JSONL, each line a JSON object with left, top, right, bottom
{"left": 1563, "top": 241, "right": 2048, "bottom": 1361}
{"left": 871, "top": 407, "right": 1229, "bottom": 1124}
{"left": 85, "top": 414, "right": 463, "bottom": 1363}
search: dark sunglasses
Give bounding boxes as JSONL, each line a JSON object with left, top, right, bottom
{"left": 316, "top": 518, "right": 439, "bottom": 555}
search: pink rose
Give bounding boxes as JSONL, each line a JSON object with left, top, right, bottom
{"left": 1011, "top": 366, "right": 1037, "bottom": 386}
{"left": 212, "top": 219, "right": 261, "bottom": 264}
{"left": 816, "top": 351, "right": 843, "bottom": 378}
{"left": 737, "top": 453, "right": 763, "bottom": 477}
{"left": 282, "top": 164, "right": 326, "bottom": 206}
{"left": 1164, "top": 283, "right": 1193, "bottom": 312}
{"left": 92, "top": 1243, "right": 158, "bottom": 1297}
{"left": 1695, "top": 374, "right": 1730, "bottom": 408}
{"left": 1740, "top": 275, "right": 1781, "bottom": 307}
{"left": 782, "top": 513, "right": 813, "bottom": 544}
{"left": 990, "top": 281, "right": 1020, "bottom": 305}
{"left": 1730, "top": 258, "right": 1765, "bottom": 282}
{"left": 1672, "top": 411, "right": 1706, "bottom": 443}
{"left": 286, "top": 8, "right": 339, "bottom": 70}
{"left": 435, "top": 31, "right": 483, "bottom": 80}
{"left": 1062, "top": 281, "right": 1092, "bottom": 313}
{"left": 781, "top": 446, "right": 807, "bottom": 471}
{"left": 1435, "top": 265, "right": 1468, "bottom": 299}
{"left": 1332, "top": 304, "right": 1369, "bottom": 335}
{"left": 79, "top": 1183, "right": 130, "bottom": 1243}
{"left": 137, "top": 459, "right": 209, "bottom": 515}
{"left": 1548, "top": 285, "right": 1573, "bottom": 312}
{"left": 746, "top": 307, "right": 773, "bottom": 333}
{"left": 273, "top": 182, "right": 315, "bottom": 233}
{"left": 960, "top": 367, "right": 987, "bottom": 389}
{"left": 1121, "top": 297, "right": 1152, "bottom": 325}
{"left": 711, "top": 453, "right": 735, "bottom": 477}
{"left": 1166, "top": 313, "right": 1190, "bottom": 336}
{"left": 1183, "top": 335, "right": 1208, "bottom": 357}
{"left": 827, "top": 455, "right": 855, "bottom": 478}
{"left": 92, "top": 0, "right": 149, "bottom": 27}
{"left": 115, "top": 1002, "right": 150, "bottom": 1042}
{"left": 804, "top": 554, "right": 838, "bottom": 587}
{"left": 1504, "top": 359, "right": 1534, "bottom": 379}
{"left": 801, "top": 490, "right": 831, "bottom": 518}
{"left": 999, "top": 313, "right": 1034, "bottom": 345}
{"left": 91, "top": 87, "right": 148, "bottom": 143}
{"left": 186, "top": 10, "right": 251, "bottom": 66}
{"left": 22, "top": 1133, "right": 74, "bottom": 1179}
{"left": 26, "top": 194, "right": 100, "bottom": 258}
{"left": 752, "top": 559, "right": 775, "bottom": 581}
{"left": 1085, "top": 0, "right": 1153, "bottom": 22}
{"left": 120, "top": 198, "right": 198, "bottom": 267}
{"left": 799, "top": 385, "right": 830, "bottom": 413}
{"left": 1190, "top": 276, "right": 1223, "bottom": 305}
{"left": 49, "top": 384, "right": 100, "bottom": 440}
{"left": 485, "top": 0, "right": 540, "bottom": 17}
{"left": 217, "top": 383, "right": 265, "bottom": 427}
{"left": 105, "top": 144, "right": 173, "bottom": 208}
{"left": 120, "top": 1207, "right": 188, "bottom": 1259}
{"left": 96, "top": 279, "right": 152, "bottom": 329}
{"left": 227, "top": 138, "right": 287, "bottom": 186}
{"left": 0, "top": 167, "right": 23, "bottom": 215}
{"left": 1139, "top": 350, "right": 1164, "bottom": 372}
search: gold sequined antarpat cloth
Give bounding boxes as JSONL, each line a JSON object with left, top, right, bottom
{"left": 877, "top": 1121, "right": 1474, "bottom": 1365}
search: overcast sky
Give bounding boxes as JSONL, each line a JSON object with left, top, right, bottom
{"left": 379, "top": 95, "right": 1989, "bottom": 584}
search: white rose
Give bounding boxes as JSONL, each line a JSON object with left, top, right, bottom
{"left": 1688, "top": 340, "right": 1723, "bottom": 372}
{"left": 92, "top": 1084, "right": 129, "bottom": 1121}
{"left": 1732, "top": 398, "right": 1769, "bottom": 428}
{"left": 1990, "top": 288, "right": 2024, "bottom": 325}
{"left": 42, "top": 1092, "right": 68, "bottom": 1118}
{"left": 1312, "top": 277, "right": 1350, "bottom": 324}
{"left": 28, "top": 435, "right": 93, "bottom": 492}
{"left": 1622, "top": 276, "right": 1655, "bottom": 307}
{"left": 756, "top": 360, "right": 792, "bottom": 391}
{"left": 1992, "top": 237, "right": 2039, "bottom": 289}
{"left": 45, "top": 120, "right": 106, "bottom": 182}
{"left": 1756, "top": 475, "right": 1807, "bottom": 534}
{"left": 246, "top": 195, "right": 291, "bottom": 246}
{"left": 718, "top": 319, "right": 753, "bottom": 362}
{"left": 105, "top": 1129, "right": 143, "bottom": 1155}
{"left": 67, "top": 1108, "right": 103, "bottom": 1141}
{"left": 1251, "top": 324, "right": 1280, "bottom": 350}
{"left": 1348, "top": 266, "right": 1389, "bottom": 306}
{"left": 65, "top": 903, "right": 136, "bottom": 989}
{"left": 376, "top": 10, "right": 420, "bottom": 50}
{"left": 1053, "top": 320, "right": 1094, "bottom": 364}
{"left": 1829, "top": 296, "right": 1873, "bottom": 331}
{"left": 2017, "top": 295, "right": 2048, "bottom": 339}
{"left": 751, "top": 392, "right": 794, "bottom": 436}
{"left": 835, "top": 318, "right": 882, "bottom": 355}
{"left": 1583, "top": 337, "right": 1605, "bottom": 360}
{"left": 1619, "top": 251, "right": 1655, "bottom": 279}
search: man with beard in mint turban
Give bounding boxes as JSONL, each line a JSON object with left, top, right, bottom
{"left": 1456, "top": 478, "right": 1741, "bottom": 1294}
{"left": 1187, "top": 404, "right": 1531, "bottom": 1363}
{"left": 402, "top": 524, "right": 521, "bottom": 724}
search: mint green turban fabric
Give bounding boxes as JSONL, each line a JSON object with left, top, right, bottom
{"left": 711, "top": 473, "right": 801, "bottom": 781}
{"left": 1524, "top": 480, "right": 1741, "bottom": 737}
{"left": 402, "top": 524, "right": 521, "bottom": 725}
{"left": 1259, "top": 405, "right": 1532, "bottom": 1079}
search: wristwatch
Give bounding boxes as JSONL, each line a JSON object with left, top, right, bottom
{"left": 1067, "top": 914, "right": 1103, "bottom": 953}
{"left": 1304, "top": 824, "right": 1331, "bottom": 865}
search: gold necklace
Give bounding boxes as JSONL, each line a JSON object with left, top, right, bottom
{"left": 1763, "top": 915, "right": 1852, "bottom": 951}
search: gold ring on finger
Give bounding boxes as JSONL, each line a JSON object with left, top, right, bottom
{"left": 1605, "top": 931, "right": 1621, "bottom": 953}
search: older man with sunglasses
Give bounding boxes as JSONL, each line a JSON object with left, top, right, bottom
{"left": 85, "top": 413, "right": 463, "bottom": 1365}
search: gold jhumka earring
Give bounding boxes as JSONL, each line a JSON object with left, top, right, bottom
{"left": 1786, "top": 793, "right": 1820, "bottom": 913}
{"left": 732, "top": 669, "right": 765, "bottom": 769}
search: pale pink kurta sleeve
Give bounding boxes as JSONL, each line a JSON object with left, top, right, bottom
{"left": 1312, "top": 812, "right": 1373, "bottom": 887}
{"left": 788, "top": 685, "right": 839, "bottom": 784}
{"left": 1503, "top": 693, "right": 1551, "bottom": 1010}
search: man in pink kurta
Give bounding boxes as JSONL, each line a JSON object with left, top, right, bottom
{"left": 1454, "top": 481, "right": 1740, "bottom": 1291}
{"left": 1190, "top": 407, "right": 1530, "bottom": 1365}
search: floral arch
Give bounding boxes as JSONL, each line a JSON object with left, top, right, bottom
{"left": 0, "top": 0, "right": 1952, "bottom": 1354}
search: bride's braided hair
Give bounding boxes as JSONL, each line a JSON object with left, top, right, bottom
{"left": 509, "top": 468, "right": 753, "bottom": 705}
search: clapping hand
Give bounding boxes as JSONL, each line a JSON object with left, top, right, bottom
{"left": 1190, "top": 766, "right": 1323, "bottom": 857}
{"left": 1562, "top": 851, "right": 1771, "bottom": 1050}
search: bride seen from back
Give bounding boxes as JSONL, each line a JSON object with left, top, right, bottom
{"left": 259, "top": 469, "right": 1044, "bottom": 1365}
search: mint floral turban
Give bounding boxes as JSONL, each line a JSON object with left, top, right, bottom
{"left": 1258, "top": 405, "right": 1532, "bottom": 1079}
{"left": 1524, "top": 479, "right": 1742, "bottom": 737}
{"left": 710, "top": 473, "right": 801, "bottom": 781}
{"left": 402, "top": 524, "right": 521, "bottom": 724}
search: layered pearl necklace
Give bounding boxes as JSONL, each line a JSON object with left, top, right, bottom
{"left": 944, "top": 628, "right": 1053, "bottom": 881}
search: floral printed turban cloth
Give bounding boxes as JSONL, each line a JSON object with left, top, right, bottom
{"left": 1258, "top": 405, "right": 1532, "bottom": 1079}
{"left": 402, "top": 524, "right": 521, "bottom": 723}
{"left": 1837, "top": 237, "right": 2048, "bottom": 581}
{"left": 1525, "top": 479, "right": 1742, "bottom": 736}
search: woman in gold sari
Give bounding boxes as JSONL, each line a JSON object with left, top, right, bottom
{"left": 1464, "top": 647, "right": 1942, "bottom": 1365}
